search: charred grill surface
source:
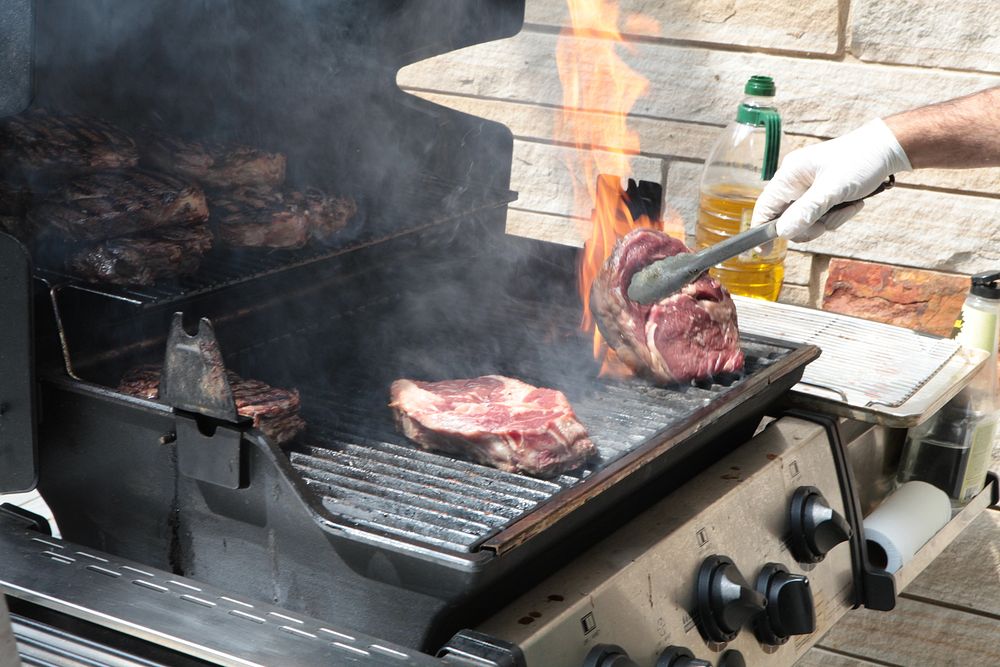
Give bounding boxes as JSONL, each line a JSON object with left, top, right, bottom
{"left": 0, "top": 108, "right": 139, "bottom": 180}
{"left": 67, "top": 223, "right": 214, "bottom": 286}
{"left": 29, "top": 169, "right": 209, "bottom": 243}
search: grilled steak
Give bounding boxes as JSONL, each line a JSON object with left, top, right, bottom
{"left": 118, "top": 364, "right": 306, "bottom": 445}
{"left": 209, "top": 186, "right": 311, "bottom": 249}
{"left": 389, "top": 375, "right": 597, "bottom": 478}
{"left": 0, "top": 108, "right": 138, "bottom": 180}
{"left": 68, "top": 224, "right": 213, "bottom": 286}
{"left": 293, "top": 188, "right": 356, "bottom": 240}
{"left": 590, "top": 228, "right": 744, "bottom": 384}
{"left": 139, "top": 129, "right": 286, "bottom": 189}
{"left": 29, "top": 169, "right": 209, "bottom": 243}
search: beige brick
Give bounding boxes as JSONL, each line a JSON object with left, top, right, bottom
{"left": 524, "top": 0, "right": 839, "bottom": 55}
{"left": 792, "top": 188, "right": 1000, "bottom": 274}
{"left": 398, "top": 31, "right": 1000, "bottom": 138}
{"left": 510, "top": 139, "right": 663, "bottom": 219}
{"left": 663, "top": 160, "right": 703, "bottom": 238}
{"left": 852, "top": 0, "right": 1000, "bottom": 74}
{"left": 506, "top": 207, "right": 585, "bottom": 247}
{"left": 778, "top": 284, "right": 812, "bottom": 307}
{"left": 783, "top": 250, "right": 813, "bottom": 285}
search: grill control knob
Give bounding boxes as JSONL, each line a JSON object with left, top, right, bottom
{"left": 696, "top": 555, "right": 766, "bottom": 643}
{"left": 754, "top": 562, "right": 816, "bottom": 645}
{"left": 583, "top": 644, "right": 639, "bottom": 667}
{"left": 656, "top": 646, "right": 713, "bottom": 667}
{"left": 717, "top": 650, "right": 746, "bottom": 667}
{"left": 789, "top": 486, "right": 852, "bottom": 563}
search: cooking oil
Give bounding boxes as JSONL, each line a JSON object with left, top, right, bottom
{"left": 696, "top": 184, "right": 787, "bottom": 301}
{"left": 696, "top": 75, "right": 785, "bottom": 301}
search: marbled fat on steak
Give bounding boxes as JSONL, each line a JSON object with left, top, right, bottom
{"left": 590, "top": 228, "right": 744, "bottom": 384}
{"left": 389, "top": 375, "right": 597, "bottom": 478}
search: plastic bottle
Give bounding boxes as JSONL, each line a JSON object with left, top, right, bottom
{"left": 896, "top": 271, "right": 1000, "bottom": 507}
{"left": 696, "top": 75, "right": 786, "bottom": 301}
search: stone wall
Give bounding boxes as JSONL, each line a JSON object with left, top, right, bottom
{"left": 398, "top": 1, "right": 1000, "bottom": 331}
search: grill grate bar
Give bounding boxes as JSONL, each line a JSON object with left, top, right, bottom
{"left": 290, "top": 451, "right": 534, "bottom": 521}
{"left": 734, "top": 297, "right": 959, "bottom": 408}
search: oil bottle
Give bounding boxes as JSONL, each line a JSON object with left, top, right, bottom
{"left": 896, "top": 271, "right": 1000, "bottom": 507}
{"left": 696, "top": 75, "right": 786, "bottom": 300}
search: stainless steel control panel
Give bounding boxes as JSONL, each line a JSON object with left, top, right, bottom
{"left": 477, "top": 417, "right": 860, "bottom": 667}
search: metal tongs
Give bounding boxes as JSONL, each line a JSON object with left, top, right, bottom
{"left": 627, "top": 175, "right": 896, "bottom": 304}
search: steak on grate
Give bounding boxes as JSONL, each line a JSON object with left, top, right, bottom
{"left": 118, "top": 364, "right": 306, "bottom": 445}
{"left": 292, "top": 188, "right": 357, "bottom": 241}
{"left": 209, "top": 186, "right": 311, "bottom": 249}
{"left": 139, "top": 128, "right": 286, "bottom": 189}
{"left": 68, "top": 223, "right": 213, "bottom": 286}
{"left": 389, "top": 375, "right": 597, "bottom": 478}
{"left": 29, "top": 169, "right": 209, "bottom": 243}
{"left": 590, "top": 228, "right": 744, "bottom": 384}
{"left": 0, "top": 108, "right": 138, "bottom": 180}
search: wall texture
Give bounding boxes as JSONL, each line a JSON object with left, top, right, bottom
{"left": 398, "top": 0, "right": 1000, "bottom": 331}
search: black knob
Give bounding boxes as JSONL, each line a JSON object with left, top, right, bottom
{"left": 717, "top": 650, "right": 746, "bottom": 667}
{"left": 583, "top": 644, "right": 639, "bottom": 667}
{"left": 754, "top": 563, "right": 816, "bottom": 645}
{"left": 789, "top": 486, "right": 852, "bottom": 563}
{"left": 696, "top": 555, "right": 766, "bottom": 643}
{"left": 657, "top": 646, "right": 712, "bottom": 667}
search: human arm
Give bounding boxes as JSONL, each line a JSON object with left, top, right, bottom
{"left": 752, "top": 86, "right": 1000, "bottom": 242}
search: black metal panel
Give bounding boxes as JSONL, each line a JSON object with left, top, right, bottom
{"left": 0, "top": 232, "right": 36, "bottom": 492}
{"left": 0, "top": 0, "right": 32, "bottom": 117}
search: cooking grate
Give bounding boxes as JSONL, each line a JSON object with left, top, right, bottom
{"left": 734, "top": 296, "right": 960, "bottom": 408}
{"left": 279, "top": 297, "right": 795, "bottom": 554}
{"left": 35, "top": 176, "right": 515, "bottom": 309}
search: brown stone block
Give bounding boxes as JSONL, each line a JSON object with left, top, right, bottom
{"left": 822, "top": 258, "right": 968, "bottom": 336}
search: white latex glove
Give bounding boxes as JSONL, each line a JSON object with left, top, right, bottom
{"left": 752, "top": 119, "right": 912, "bottom": 242}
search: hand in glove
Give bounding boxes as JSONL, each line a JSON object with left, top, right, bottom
{"left": 751, "top": 119, "right": 911, "bottom": 242}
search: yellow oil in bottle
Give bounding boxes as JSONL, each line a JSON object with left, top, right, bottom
{"left": 695, "top": 184, "right": 787, "bottom": 301}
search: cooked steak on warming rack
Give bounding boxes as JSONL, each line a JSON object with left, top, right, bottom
{"left": 590, "top": 228, "right": 744, "bottom": 384}
{"left": 209, "top": 186, "right": 311, "bottom": 249}
{"left": 28, "top": 169, "right": 209, "bottom": 243}
{"left": 68, "top": 224, "right": 213, "bottom": 286}
{"left": 389, "top": 375, "right": 597, "bottom": 478}
{"left": 118, "top": 364, "right": 306, "bottom": 445}
{"left": 291, "top": 188, "right": 357, "bottom": 241}
{"left": 0, "top": 108, "right": 138, "bottom": 180}
{"left": 139, "top": 128, "right": 286, "bottom": 189}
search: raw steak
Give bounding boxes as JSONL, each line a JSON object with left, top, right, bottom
{"left": 68, "top": 223, "right": 213, "bottom": 286}
{"left": 139, "top": 128, "right": 286, "bottom": 189}
{"left": 118, "top": 364, "right": 306, "bottom": 445}
{"left": 29, "top": 169, "right": 209, "bottom": 243}
{"left": 590, "top": 228, "right": 744, "bottom": 384}
{"left": 389, "top": 375, "right": 596, "bottom": 478}
{"left": 209, "top": 186, "right": 311, "bottom": 249}
{"left": 0, "top": 108, "right": 138, "bottom": 180}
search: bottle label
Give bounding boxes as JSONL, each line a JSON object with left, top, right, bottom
{"left": 738, "top": 208, "right": 759, "bottom": 261}
{"left": 955, "top": 304, "right": 999, "bottom": 353}
{"left": 959, "top": 414, "right": 997, "bottom": 503}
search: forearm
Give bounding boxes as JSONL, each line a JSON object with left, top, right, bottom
{"left": 884, "top": 87, "right": 1000, "bottom": 169}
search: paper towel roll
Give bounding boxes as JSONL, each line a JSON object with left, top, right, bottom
{"left": 863, "top": 481, "right": 951, "bottom": 573}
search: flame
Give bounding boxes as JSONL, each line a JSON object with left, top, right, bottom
{"left": 556, "top": 0, "right": 662, "bottom": 369}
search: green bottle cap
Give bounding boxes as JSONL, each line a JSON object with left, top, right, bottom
{"left": 745, "top": 75, "right": 775, "bottom": 97}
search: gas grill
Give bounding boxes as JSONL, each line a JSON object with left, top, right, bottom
{"left": 1, "top": 2, "right": 998, "bottom": 666}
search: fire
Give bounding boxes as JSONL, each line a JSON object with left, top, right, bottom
{"left": 555, "top": 0, "right": 662, "bottom": 367}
